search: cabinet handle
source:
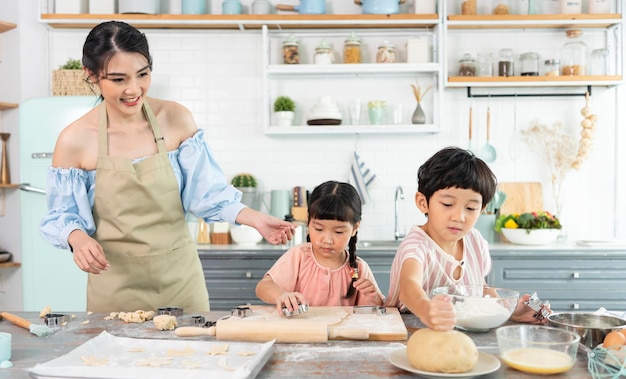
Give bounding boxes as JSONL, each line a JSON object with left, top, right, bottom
{"left": 573, "top": 303, "right": 580, "bottom": 310}
{"left": 245, "top": 271, "right": 252, "bottom": 278}
{"left": 572, "top": 272, "right": 580, "bottom": 278}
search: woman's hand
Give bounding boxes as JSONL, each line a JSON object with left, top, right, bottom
{"left": 421, "top": 295, "right": 456, "bottom": 331}
{"left": 510, "top": 294, "right": 551, "bottom": 324}
{"left": 275, "top": 292, "right": 308, "bottom": 315}
{"left": 68, "top": 229, "right": 110, "bottom": 274}
{"left": 354, "top": 278, "right": 383, "bottom": 305}
{"left": 236, "top": 208, "right": 295, "bottom": 245}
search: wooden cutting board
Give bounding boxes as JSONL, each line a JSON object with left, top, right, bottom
{"left": 216, "top": 306, "right": 407, "bottom": 343}
{"left": 497, "top": 182, "right": 543, "bottom": 215}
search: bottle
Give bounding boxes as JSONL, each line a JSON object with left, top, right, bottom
{"left": 314, "top": 40, "right": 334, "bottom": 65}
{"left": 343, "top": 32, "right": 362, "bottom": 64}
{"left": 376, "top": 41, "right": 396, "bottom": 64}
{"left": 498, "top": 48, "right": 514, "bottom": 76}
{"left": 560, "top": 29, "right": 588, "bottom": 76}
{"left": 458, "top": 53, "right": 476, "bottom": 76}
{"left": 520, "top": 52, "right": 540, "bottom": 76}
{"left": 282, "top": 35, "right": 299, "bottom": 65}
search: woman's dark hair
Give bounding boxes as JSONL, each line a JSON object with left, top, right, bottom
{"left": 307, "top": 181, "right": 362, "bottom": 299}
{"left": 418, "top": 146, "right": 497, "bottom": 208}
{"left": 82, "top": 21, "right": 153, "bottom": 82}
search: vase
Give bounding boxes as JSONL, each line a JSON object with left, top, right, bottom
{"left": 411, "top": 102, "right": 426, "bottom": 124}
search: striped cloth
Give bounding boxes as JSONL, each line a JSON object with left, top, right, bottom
{"left": 348, "top": 151, "right": 376, "bottom": 204}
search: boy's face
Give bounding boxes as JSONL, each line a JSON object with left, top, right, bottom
{"left": 415, "top": 187, "right": 483, "bottom": 246}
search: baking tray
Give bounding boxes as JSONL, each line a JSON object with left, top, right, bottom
{"left": 28, "top": 331, "right": 274, "bottom": 379}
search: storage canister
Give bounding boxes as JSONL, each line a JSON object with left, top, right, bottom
{"left": 520, "top": 52, "right": 539, "bottom": 76}
{"left": 282, "top": 35, "right": 299, "bottom": 65}
{"left": 588, "top": 0, "right": 610, "bottom": 13}
{"left": 544, "top": 59, "right": 560, "bottom": 76}
{"left": 344, "top": 32, "right": 362, "bottom": 64}
{"left": 476, "top": 52, "right": 493, "bottom": 77}
{"left": 560, "top": 0, "right": 582, "bottom": 14}
{"left": 458, "top": 54, "right": 476, "bottom": 76}
{"left": 590, "top": 48, "right": 609, "bottom": 76}
{"left": 314, "top": 40, "right": 334, "bottom": 65}
{"left": 560, "top": 29, "right": 588, "bottom": 75}
{"left": 498, "top": 48, "right": 514, "bottom": 76}
{"left": 376, "top": 41, "right": 396, "bottom": 64}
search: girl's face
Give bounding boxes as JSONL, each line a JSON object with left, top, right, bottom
{"left": 308, "top": 218, "right": 359, "bottom": 263}
{"left": 416, "top": 187, "right": 483, "bottom": 247}
{"left": 96, "top": 52, "right": 151, "bottom": 115}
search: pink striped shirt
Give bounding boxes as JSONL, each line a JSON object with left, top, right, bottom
{"left": 385, "top": 226, "right": 491, "bottom": 310}
{"left": 266, "top": 243, "right": 384, "bottom": 306}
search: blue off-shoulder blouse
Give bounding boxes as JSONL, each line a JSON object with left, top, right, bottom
{"left": 39, "top": 129, "right": 246, "bottom": 250}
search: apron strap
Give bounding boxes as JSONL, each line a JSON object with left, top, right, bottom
{"left": 142, "top": 101, "right": 167, "bottom": 154}
{"left": 97, "top": 102, "right": 108, "bottom": 158}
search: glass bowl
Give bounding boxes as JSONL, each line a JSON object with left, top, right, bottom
{"left": 496, "top": 325, "right": 580, "bottom": 375}
{"left": 430, "top": 285, "right": 519, "bottom": 332}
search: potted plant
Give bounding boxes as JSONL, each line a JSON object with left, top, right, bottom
{"left": 52, "top": 58, "right": 99, "bottom": 96}
{"left": 274, "top": 96, "right": 296, "bottom": 127}
{"left": 495, "top": 211, "right": 562, "bottom": 245}
{"left": 231, "top": 173, "right": 259, "bottom": 210}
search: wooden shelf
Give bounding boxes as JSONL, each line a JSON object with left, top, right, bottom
{"left": 39, "top": 13, "right": 440, "bottom": 29}
{"left": 266, "top": 124, "right": 440, "bottom": 135}
{"left": 0, "top": 20, "right": 17, "bottom": 33}
{"left": 0, "top": 102, "right": 18, "bottom": 111}
{"left": 0, "top": 262, "right": 21, "bottom": 268}
{"left": 446, "top": 14, "right": 622, "bottom": 29}
{"left": 447, "top": 75, "right": 623, "bottom": 87}
{"left": 0, "top": 184, "right": 19, "bottom": 189}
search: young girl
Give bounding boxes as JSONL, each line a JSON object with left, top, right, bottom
{"left": 256, "top": 181, "right": 384, "bottom": 313}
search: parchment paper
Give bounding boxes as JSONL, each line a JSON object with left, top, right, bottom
{"left": 28, "top": 331, "right": 274, "bottom": 379}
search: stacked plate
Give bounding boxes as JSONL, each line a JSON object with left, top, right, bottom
{"left": 307, "top": 97, "right": 342, "bottom": 126}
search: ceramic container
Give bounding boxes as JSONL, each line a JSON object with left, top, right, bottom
{"left": 182, "top": 0, "right": 206, "bottom": 14}
{"left": 118, "top": 0, "right": 160, "bottom": 14}
{"left": 222, "top": 0, "right": 242, "bottom": 14}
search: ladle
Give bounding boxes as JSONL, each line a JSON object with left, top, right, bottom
{"left": 480, "top": 107, "right": 497, "bottom": 163}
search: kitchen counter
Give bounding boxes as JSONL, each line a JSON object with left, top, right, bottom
{"left": 0, "top": 311, "right": 596, "bottom": 378}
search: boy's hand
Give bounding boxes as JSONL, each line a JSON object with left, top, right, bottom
{"left": 275, "top": 292, "right": 307, "bottom": 315}
{"left": 510, "top": 294, "right": 551, "bottom": 324}
{"left": 354, "top": 277, "right": 383, "bottom": 305}
{"left": 423, "top": 295, "right": 456, "bottom": 331}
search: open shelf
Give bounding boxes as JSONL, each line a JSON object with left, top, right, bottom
{"left": 265, "top": 124, "right": 440, "bottom": 135}
{"left": 0, "top": 262, "right": 21, "bottom": 268}
{"left": 0, "top": 20, "right": 17, "bottom": 33}
{"left": 448, "top": 75, "right": 623, "bottom": 87}
{"left": 0, "top": 184, "right": 19, "bottom": 189}
{"left": 446, "top": 14, "right": 622, "bottom": 29}
{"left": 0, "top": 102, "right": 18, "bottom": 111}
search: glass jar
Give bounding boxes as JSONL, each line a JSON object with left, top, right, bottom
{"left": 560, "top": 29, "right": 588, "bottom": 76}
{"left": 458, "top": 53, "right": 476, "bottom": 76}
{"left": 520, "top": 52, "right": 540, "bottom": 76}
{"left": 588, "top": 0, "right": 610, "bottom": 13}
{"left": 459, "top": 0, "right": 477, "bottom": 15}
{"left": 282, "top": 35, "right": 299, "bottom": 65}
{"left": 560, "top": 0, "right": 582, "bottom": 14}
{"left": 314, "top": 39, "right": 334, "bottom": 65}
{"left": 544, "top": 59, "right": 560, "bottom": 76}
{"left": 590, "top": 48, "right": 609, "bottom": 76}
{"left": 476, "top": 52, "right": 493, "bottom": 77}
{"left": 498, "top": 48, "right": 514, "bottom": 76}
{"left": 343, "top": 32, "right": 362, "bottom": 64}
{"left": 376, "top": 41, "right": 396, "bottom": 63}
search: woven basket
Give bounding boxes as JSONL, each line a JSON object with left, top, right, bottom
{"left": 52, "top": 69, "right": 99, "bottom": 96}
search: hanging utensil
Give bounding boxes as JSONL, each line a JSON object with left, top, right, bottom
{"left": 480, "top": 106, "right": 497, "bottom": 163}
{"left": 468, "top": 106, "right": 474, "bottom": 153}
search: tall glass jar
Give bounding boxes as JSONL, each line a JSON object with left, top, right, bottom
{"left": 343, "top": 32, "right": 362, "bottom": 64}
{"left": 458, "top": 53, "right": 476, "bottom": 76}
{"left": 282, "top": 35, "right": 299, "bottom": 64}
{"left": 476, "top": 52, "right": 493, "bottom": 77}
{"left": 560, "top": 29, "right": 588, "bottom": 76}
{"left": 498, "top": 48, "right": 514, "bottom": 76}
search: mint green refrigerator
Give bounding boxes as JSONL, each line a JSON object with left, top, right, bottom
{"left": 19, "top": 96, "right": 97, "bottom": 311}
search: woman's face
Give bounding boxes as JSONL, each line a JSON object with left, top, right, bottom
{"left": 308, "top": 218, "right": 358, "bottom": 262}
{"left": 97, "top": 52, "right": 151, "bottom": 114}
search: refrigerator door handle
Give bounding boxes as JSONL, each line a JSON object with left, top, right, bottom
{"left": 19, "top": 183, "right": 46, "bottom": 194}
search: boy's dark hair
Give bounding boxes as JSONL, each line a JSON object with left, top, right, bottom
{"left": 417, "top": 147, "right": 497, "bottom": 208}
{"left": 307, "top": 181, "right": 361, "bottom": 299}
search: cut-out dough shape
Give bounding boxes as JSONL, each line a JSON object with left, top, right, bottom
{"left": 207, "top": 344, "right": 229, "bottom": 356}
{"left": 81, "top": 356, "right": 109, "bottom": 366}
{"left": 135, "top": 357, "right": 173, "bottom": 367}
{"left": 217, "top": 357, "right": 236, "bottom": 371}
{"left": 167, "top": 346, "right": 195, "bottom": 357}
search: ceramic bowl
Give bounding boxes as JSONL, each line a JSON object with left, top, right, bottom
{"left": 501, "top": 228, "right": 560, "bottom": 245}
{"left": 496, "top": 325, "right": 580, "bottom": 375}
{"left": 229, "top": 225, "right": 263, "bottom": 245}
{"left": 547, "top": 312, "right": 626, "bottom": 350}
{"left": 0, "top": 252, "right": 11, "bottom": 263}
{"left": 430, "top": 284, "right": 519, "bottom": 332}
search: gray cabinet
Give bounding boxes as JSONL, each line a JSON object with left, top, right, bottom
{"left": 199, "top": 247, "right": 394, "bottom": 311}
{"left": 489, "top": 245, "right": 626, "bottom": 312}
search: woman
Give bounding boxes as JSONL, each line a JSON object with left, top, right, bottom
{"left": 40, "top": 21, "right": 293, "bottom": 312}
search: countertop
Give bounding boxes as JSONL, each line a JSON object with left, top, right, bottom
{"left": 0, "top": 311, "right": 596, "bottom": 378}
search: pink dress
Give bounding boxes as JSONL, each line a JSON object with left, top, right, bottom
{"left": 385, "top": 226, "right": 491, "bottom": 310}
{"left": 266, "top": 243, "right": 384, "bottom": 306}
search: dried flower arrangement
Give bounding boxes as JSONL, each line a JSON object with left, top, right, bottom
{"left": 520, "top": 92, "right": 596, "bottom": 219}
{"left": 410, "top": 80, "right": 432, "bottom": 103}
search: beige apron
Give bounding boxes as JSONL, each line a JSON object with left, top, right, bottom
{"left": 88, "top": 102, "right": 209, "bottom": 312}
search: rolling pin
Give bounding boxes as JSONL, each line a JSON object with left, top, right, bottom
{"left": 175, "top": 326, "right": 216, "bottom": 337}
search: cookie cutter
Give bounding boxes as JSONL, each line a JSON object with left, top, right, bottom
{"left": 282, "top": 303, "right": 309, "bottom": 317}
{"left": 157, "top": 307, "right": 183, "bottom": 317}
{"left": 525, "top": 292, "right": 551, "bottom": 321}
{"left": 189, "top": 315, "right": 216, "bottom": 328}
{"left": 231, "top": 305, "right": 253, "bottom": 318}
{"left": 44, "top": 313, "right": 68, "bottom": 326}
{"left": 353, "top": 306, "right": 386, "bottom": 316}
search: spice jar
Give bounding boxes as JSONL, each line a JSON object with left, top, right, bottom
{"left": 520, "top": 52, "right": 540, "bottom": 76}
{"left": 544, "top": 59, "right": 560, "bottom": 76}
{"left": 314, "top": 40, "right": 334, "bottom": 65}
{"left": 458, "top": 53, "right": 476, "bottom": 76}
{"left": 376, "top": 41, "right": 396, "bottom": 63}
{"left": 282, "top": 35, "right": 299, "bottom": 65}
{"left": 476, "top": 52, "right": 493, "bottom": 77}
{"left": 560, "top": 29, "right": 588, "bottom": 76}
{"left": 590, "top": 48, "right": 609, "bottom": 76}
{"left": 498, "top": 48, "right": 514, "bottom": 76}
{"left": 344, "top": 32, "right": 362, "bottom": 64}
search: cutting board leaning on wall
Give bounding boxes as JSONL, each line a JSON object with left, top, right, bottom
{"left": 497, "top": 182, "right": 544, "bottom": 215}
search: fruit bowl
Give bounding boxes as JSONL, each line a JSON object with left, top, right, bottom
{"left": 430, "top": 285, "right": 519, "bottom": 332}
{"left": 496, "top": 325, "right": 580, "bottom": 375}
{"left": 501, "top": 228, "right": 560, "bottom": 245}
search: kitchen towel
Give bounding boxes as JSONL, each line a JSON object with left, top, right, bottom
{"left": 348, "top": 151, "right": 376, "bottom": 204}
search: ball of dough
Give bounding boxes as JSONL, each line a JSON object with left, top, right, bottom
{"left": 153, "top": 314, "right": 178, "bottom": 331}
{"left": 406, "top": 328, "right": 478, "bottom": 373}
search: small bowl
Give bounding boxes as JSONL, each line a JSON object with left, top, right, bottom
{"left": 496, "top": 325, "right": 580, "bottom": 375}
{"left": 0, "top": 252, "right": 12, "bottom": 263}
{"left": 229, "top": 225, "right": 263, "bottom": 245}
{"left": 547, "top": 312, "right": 626, "bottom": 350}
{"left": 501, "top": 228, "right": 560, "bottom": 245}
{"left": 430, "top": 285, "right": 519, "bottom": 332}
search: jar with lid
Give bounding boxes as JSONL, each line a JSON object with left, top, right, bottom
{"left": 476, "top": 52, "right": 493, "bottom": 77}
{"left": 560, "top": 29, "right": 588, "bottom": 76}
{"left": 376, "top": 41, "right": 396, "bottom": 63}
{"left": 282, "top": 35, "right": 299, "bottom": 65}
{"left": 344, "top": 32, "right": 362, "bottom": 64}
{"left": 588, "top": 0, "right": 610, "bottom": 14}
{"left": 590, "top": 48, "right": 609, "bottom": 76}
{"left": 458, "top": 53, "right": 476, "bottom": 76}
{"left": 544, "top": 59, "right": 560, "bottom": 76}
{"left": 498, "top": 48, "right": 514, "bottom": 76}
{"left": 520, "top": 52, "right": 539, "bottom": 76}
{"left": 314, "top": 40, "right": 334, "bottom": 65}
{"left": 560, "top": 0, "right": 582, "bottom": 14}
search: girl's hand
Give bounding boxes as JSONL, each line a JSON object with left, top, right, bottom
{"left": 422, "top": 295, "right": 456, "bottom": 331}
{"left": 275, "top": 292, "right": 307, "bottom": 315}
{"left": 354, "top": 278, "right": 383, "bottom": 305}
{"left": 68, "top": 229, "right": 110, "bottom": 274}
{"left": 510, "top": 294, "right": 551, "bottom": 324}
